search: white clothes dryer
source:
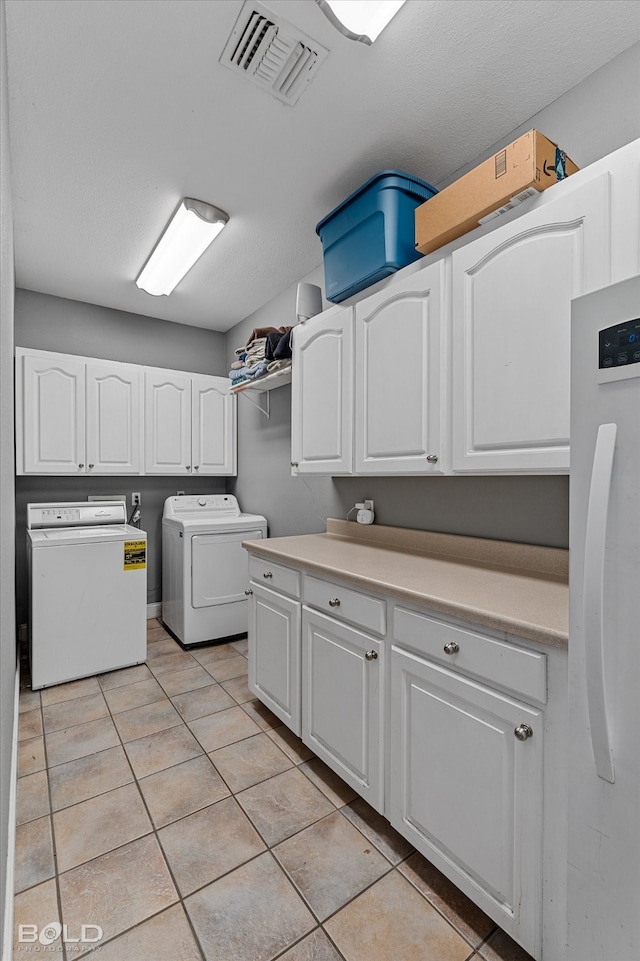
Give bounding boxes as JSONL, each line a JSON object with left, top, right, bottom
{"left": 162, "top": 494, "right": 267, "bottom": 648}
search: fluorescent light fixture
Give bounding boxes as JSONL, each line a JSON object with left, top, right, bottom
{"left": 315, "top": 0, "right": 406, "bottom": 44}
{"left": 136, "top": 198, "right": 229, "bottom": 296}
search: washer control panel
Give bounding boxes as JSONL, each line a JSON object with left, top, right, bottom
{"left": 27, "top": 501, "right": 127, "bottom": 529}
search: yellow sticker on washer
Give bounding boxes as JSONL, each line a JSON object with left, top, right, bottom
{"left": 124, "top": 541, "right": 146, "bottom": 570}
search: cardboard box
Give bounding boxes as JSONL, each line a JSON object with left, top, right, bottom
{"left": 415, "top": 130, "right": 579, "bottom": 255}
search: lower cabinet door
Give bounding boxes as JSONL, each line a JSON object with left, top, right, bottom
{"left": 389, "top": 646, "right": 543, "bottom": 956}
{"left": 248, "top": 583, "right": 301, "bottom": 735}
{"left": 302, "top": 607, "right": 384, "bottom": 812}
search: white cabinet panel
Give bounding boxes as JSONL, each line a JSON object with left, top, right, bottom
{"left": 20, "top": 353, "right": 86, "bottom": 473}
{"left": 144, "top": 370, "right": 236, "bottom": 476}
{"left": 86, "top": 363, "right": 141, "bottom": 474}
{"left": 355, "top": 260, "right": 446, "bottom": 473}
{"left": 192, "top": 376, "right": 237, "bottom": 475}
{"left": 291, "top": 305, "right": 353, "bottom": 474}
{"left": 452, "top": 174, "right": 610, "bottom": 472}
{"left": 302, "top": 607, "right": 384, "bottom": 811}
{"left": 248, "top": 582, "right": 301, "bottom": 735}
{"left": 390, "top": 646, "right": 543, "bottom": 954}
{"left": 144, "top": 370, "right": 192, "bottom": 474}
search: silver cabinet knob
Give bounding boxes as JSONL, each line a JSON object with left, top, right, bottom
{"left": 244, "top": 588, "right": 253, "bottom": 595}
{"left": 426, "top": 454, "right": 439, "bottom": 464}
{"left": 443, "top": 641, "right": 459, "bottom": 655}
{"left": 185, "top": 465, "right": 191, "bottom": 470}
{"left": 514, "top": 723, "right": 534, "bottom": 741}
{"left": 263, "top": 571, "right": 273, "bottom": 579}
{"left": 194, "top": 465, "right": 199, "bottom": 471}
{"left": 88, "top": 463, "right": 94, "bottom": 469}
{"left": 365, "top": 650, "right": 378, "bottom": 661}
{"left": 78, "top": 463, "right": 84, "bottom": 469}
{"left": 328, "top": 598, "right": 341, "bottom": 607}
{"left": 290, "top": 461, "right": 299, "bottom": 468}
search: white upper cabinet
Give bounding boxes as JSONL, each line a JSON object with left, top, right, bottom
{"left": 86, "top": 363, "right": 142, "bottom": 473}
{"left": 17, "top": 350, "right": 141, "bottom": 474}
{"left": 144, "top": 369, "right": 236, "bottom": 476}
{"left": 451, "top": 173, "right": 610, "bottom": 473}
{"left": 15, "top": 348, "right": 235, "bottom": 476}
{"left": 19, "top": 352, "right": 86, "bottom": 474}
{"left": 144, "top": 369, "right": 193, "bottom": 474}
{"left": 191, "top": 376, "right": 237, "bottom": 476}
{"left": 290, "top": 304, "right": 353, "bottom": 474}
{"left": 355, "top": 260, "right": 446, "bottom": 474}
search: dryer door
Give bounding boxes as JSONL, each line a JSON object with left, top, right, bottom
{"left": 191, "top": 529, "right": 263, "bottom": 608}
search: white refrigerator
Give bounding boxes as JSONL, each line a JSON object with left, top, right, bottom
{"left": 568, "top": 274, "right": 640, "bottom": 959}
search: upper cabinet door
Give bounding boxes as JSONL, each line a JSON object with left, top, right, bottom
{"left": 86, "top": 363, "right": 142, "bottom": 474}
{"left": 192, "top": 376, "right": 237, "bottom": 476}
{"left": 20, "top": 353, "right": 86, "bottom": 473}
{"left": 355, "top": 260, "right": 446, "bottom": 474}
{"left": 451, "top": 173, "right": 611, "bottom": 473}
{"left": 291, "top": 305, "right": 354, "bottom": 474}
{"left": 144, "top": 369, "right": 192, "bottom": 474}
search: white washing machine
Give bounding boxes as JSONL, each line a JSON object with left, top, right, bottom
{"left": 27, "top": 501, "right": 147, "bottom": 689}
{"left": 162, "top": 494, "right": 267, "bottom": 648}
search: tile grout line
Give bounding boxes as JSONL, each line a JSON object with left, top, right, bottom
{"left": 18, "top": 623, "right": 501, "bottom": 961}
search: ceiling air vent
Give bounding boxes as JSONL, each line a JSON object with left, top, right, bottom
{"left": 220, "top": 1, "right": 329, "bottom": 106}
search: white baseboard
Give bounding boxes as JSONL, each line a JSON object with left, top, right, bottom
{"left": 2, "top": 665, "right": 20, "bottom": 961}
{"left": 146, "top": 602, "right": 162, "bottom": 620}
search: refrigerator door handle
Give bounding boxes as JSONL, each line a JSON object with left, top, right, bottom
{"left": 583, "top": 422, "right": 617, "bottom": 783}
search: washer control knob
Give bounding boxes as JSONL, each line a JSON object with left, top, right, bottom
{"left": 198, "top": 498, "right": 207, "bottom": 506}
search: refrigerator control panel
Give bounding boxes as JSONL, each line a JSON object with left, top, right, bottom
{"left": 598, "top": 317, "right": 640, "bottom": 384}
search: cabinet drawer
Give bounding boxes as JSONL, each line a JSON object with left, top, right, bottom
{"left": 394, "top": 607, "right": 546, "bottom": 704}
{"left": 249, "top": 556, "right": 301, "bottom": 599}
{"left": 304, "top": 574, "right": 386, "bottom": 636}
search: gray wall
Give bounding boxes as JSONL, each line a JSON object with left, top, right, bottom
{"left": 14, "top": 290, "right": 231, "bottom": 621}
{"left": 0, "top": 0, "right": 16, "bottom": 949}
{"left": 226, "top": 43, "right": 640, "bottom": 548}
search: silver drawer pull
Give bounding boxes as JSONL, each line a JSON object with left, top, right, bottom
{"left": 263, "top": 571, "right": 273, "bottom": 579}
{"left": 244, "top": 588, "right": 253, "bottom": 596}
{"left": 443, "top": 641, "right": 459, "bottom": 655}
{"left": 328, "top": 597, "right": 341, "bottom": 607}
{"left": 514, "top": 723, "right": 534, "bottom": 741}
{"left": 365, "top": 650, "right": 378, "bottom": 661}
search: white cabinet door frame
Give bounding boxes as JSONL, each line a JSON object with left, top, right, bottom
{"left": 302, "top": 606, "right": 385, "bottom": 811}
{"left": 451, "top": 174, "right": 610, "bottom": 473}
{"left": 248, "top": 582, "right": 301, "bottom": 735}
{"left": 291, "top": 305, "right": 354, "bottom": 474}
{"left": 86, "top": 362, "right": 142, "bottom": 474}
{"left": 144, "top": 369, "right": 193, "bottom": 475}
{"left": 355, "top": 260, "right": 447, "bottom": 474}
{"left": 192, "top": 376, "right": 237, "bottom": 476}
{"left": 389, "top": 646, "right": 543, "bottom": 954}
{"left": 20, "top": 352, "right": 86, "bottom": 474}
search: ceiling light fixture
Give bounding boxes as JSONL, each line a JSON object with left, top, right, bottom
{"left": 315, "top": 0, "right": 406, "bottom": 44}
{"left": 135, "top": 198, "right": 229, "bottom": 296}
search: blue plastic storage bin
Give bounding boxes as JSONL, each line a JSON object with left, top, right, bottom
{"left": 316, "top": 169, "right": 437, "bottom": 304}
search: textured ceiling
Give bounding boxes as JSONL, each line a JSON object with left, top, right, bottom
{"left": 5, "top": 0, "right": 640, "bottom": 331}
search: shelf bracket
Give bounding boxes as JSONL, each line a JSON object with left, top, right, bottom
{"left": 238, "top": 388, "right": 270, "bottom": 418}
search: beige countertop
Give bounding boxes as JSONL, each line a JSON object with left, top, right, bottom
{"left": 244, "top": 519, "right": 568, "bottom": 650}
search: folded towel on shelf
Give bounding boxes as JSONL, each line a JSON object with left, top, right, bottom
{"left": 267, "top": 359, "right": 292, "bottom": 374}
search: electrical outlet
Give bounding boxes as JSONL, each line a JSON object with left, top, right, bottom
{"left": 132, "top": 492, "right": 141, "bottom": 507}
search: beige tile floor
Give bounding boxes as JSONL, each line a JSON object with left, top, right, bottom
{"left": 14, "top": 620, "right": 537, "bottom": 961}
